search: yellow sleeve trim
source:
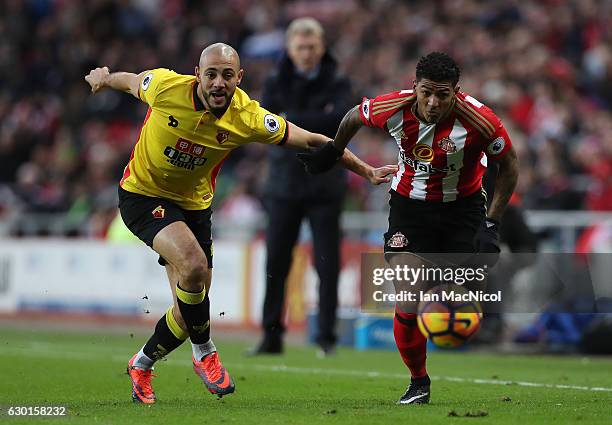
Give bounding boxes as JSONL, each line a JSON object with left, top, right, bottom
{"left": 176, "top": 284, "right": 206, "bottom": 305}
{"left": 165, "top": 306, "right": 189, "bottom": 340}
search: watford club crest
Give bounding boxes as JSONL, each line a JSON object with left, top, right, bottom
{"left": 216, "top": 129, "right": 229, "bottom": 144}
{"left": 438, "top": 137, "right": 457, "bottom": 153}
{"left": 152, "top": 205, "right": 165, "bottom": 219}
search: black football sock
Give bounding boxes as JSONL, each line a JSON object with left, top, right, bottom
{"left": 141, "top": 306, "right": 189, "bottom": 363}
{"left": 175, "top": 283, "right": 210, "bottom": 344}
{"left": 200, "top": 293, "right": 211, "bottom": 342}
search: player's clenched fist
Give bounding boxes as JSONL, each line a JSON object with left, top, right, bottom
{"left": 84, "top": 66, "right": 110, "bottom": 93}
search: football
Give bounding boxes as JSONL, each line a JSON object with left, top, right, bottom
{"left": 417, "top": 285, "right": 483, "bottom": 348}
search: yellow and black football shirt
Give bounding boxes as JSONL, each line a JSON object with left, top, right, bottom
{"left": 120, "top": 68, "right": 288, "bottom": 210}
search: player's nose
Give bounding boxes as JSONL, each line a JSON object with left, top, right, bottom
{"left": 211, "top": 75, "right": 225, "bottom": 87}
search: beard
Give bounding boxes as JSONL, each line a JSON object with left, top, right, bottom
{"left": 203, "top": 90, "right": 232, "bottom": 116}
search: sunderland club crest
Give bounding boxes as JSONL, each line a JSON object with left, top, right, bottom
{"left": 387, "top": 232, "right": 408, "bottom": 248}
{"left": 438, "top": 137, "right": 457, "bottom": 153}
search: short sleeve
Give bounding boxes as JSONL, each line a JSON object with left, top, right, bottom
{"left": 483, "top": 115, "right": 512, "bottom": 161}
{"left": 248, "top": 106, "right": 289, "bottom": 146}
{"left": 359, "top": 90, "right": 415, "bottom": 129}
{"left": 138, "top": 68, "right": 174, "bottom": 107}
{"left": 458, "top": 94, "right": 513, "bottom": 160}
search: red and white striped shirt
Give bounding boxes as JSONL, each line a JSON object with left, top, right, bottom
{"left": 359, "top": 90, "right": 512, "bottom": 202}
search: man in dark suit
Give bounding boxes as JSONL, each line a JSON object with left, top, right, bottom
{"left": 252, "top": 17, "right": 354, "bottom": 356}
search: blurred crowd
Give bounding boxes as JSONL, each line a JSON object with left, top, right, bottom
{"left": 0, "top": 0, "right": 611, "bottom": 237}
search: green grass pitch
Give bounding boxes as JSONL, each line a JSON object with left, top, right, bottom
{"left": 1, "top": 327, "right": 611, "bottom": 424}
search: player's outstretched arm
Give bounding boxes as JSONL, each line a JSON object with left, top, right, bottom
{"left": 294, "top": 105, "right": 365, "bottom": 173}
{"left": 331, "top": 104, "right": 362, "bottom": 151}
{"left": 84, "top": 67, "right": 146, "bottom": 98}
{"left": 288, "top": 121, "right": 396, "bottom": 185}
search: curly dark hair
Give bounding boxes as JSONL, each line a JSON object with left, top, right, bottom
{"left": 415, "top": 52, "right": 461, "bottom": 86}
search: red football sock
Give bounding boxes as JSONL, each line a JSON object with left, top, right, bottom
{"left": 393, "top": 309, "right": 428, "bottom": 378}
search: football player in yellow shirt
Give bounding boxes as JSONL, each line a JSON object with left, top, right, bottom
{"left": 85, "top": 43, "right": 396, "bottom": 404}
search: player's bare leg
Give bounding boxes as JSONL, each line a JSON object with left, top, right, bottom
{"left": 153, "top": 222, "right": 235, "bottom": 397}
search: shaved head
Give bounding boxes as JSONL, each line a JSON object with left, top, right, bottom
{"left": 195, "top": 43, "right": 244, "bottom": 117}
{"left": 199, "top": 43, "right": 240, "bottom": 69}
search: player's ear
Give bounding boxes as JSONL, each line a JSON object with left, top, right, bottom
{"left": 195, "top": 66, "right": 201, "bottom": 83}
{"left": 236, "top": 68, "right": 244, "bottom": 85}
{"left": 454, "top": 85, "right": 460, "bottom": 94}
{"left": 412, "top": 79, "right": 417, "bottom": 90}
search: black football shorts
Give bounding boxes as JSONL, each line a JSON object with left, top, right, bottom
{"left": 118, "top": 186, "right": 213, "bottom": 268}
{"left": 384, "top": 189, "right": 486, "bottom": 258}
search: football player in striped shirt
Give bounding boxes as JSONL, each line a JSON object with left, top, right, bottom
{"left": 299, "top": 52, "right": 519, "bottom": 405}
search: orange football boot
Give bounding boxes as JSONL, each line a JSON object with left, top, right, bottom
{"left": 192, "top": 352, "right": 235, "bottom": 397}
{"left": 127, "top": 354, "right": 156, "bottom": 404}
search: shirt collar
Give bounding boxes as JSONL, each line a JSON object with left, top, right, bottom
{"left": 193, "top": 82, "right": 206, "bottom": 111}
